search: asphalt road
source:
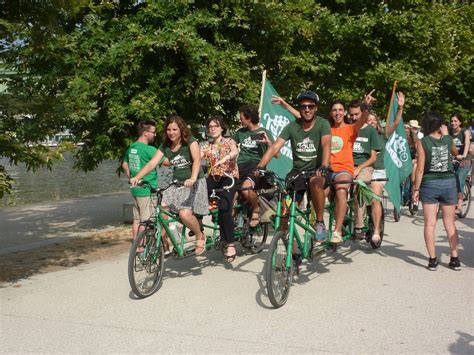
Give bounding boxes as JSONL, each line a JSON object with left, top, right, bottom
{"left": 0, "top": 197, "right": 473, "bottom": 353}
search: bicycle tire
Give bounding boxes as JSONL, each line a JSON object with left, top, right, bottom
{"left": 369, "top": 202, "right": 384, "bottom": 249}
{"left": 128, "top": 226, "right": 164, "bottom": 298}
{"left": 456, "top": 182, "right": 471, "bottom": 218}
{"left": 246, "top": 222, "right": 269, "bottom": 254}
{"left": 266, "top": 231, "right": 293, "bottom": 308}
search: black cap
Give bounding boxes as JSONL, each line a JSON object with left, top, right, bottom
{"left": 297, "top": 90, "right": 320, "bottom": 104}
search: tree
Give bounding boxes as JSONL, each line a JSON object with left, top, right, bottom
{"left": 1, "top": 1, "right": 472, "bottom": 197}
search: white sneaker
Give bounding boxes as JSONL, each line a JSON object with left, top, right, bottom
{"left": 331, "top": 231, "right": 343, "bottom": 244}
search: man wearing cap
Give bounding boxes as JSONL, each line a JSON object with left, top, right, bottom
{"left": 258, "top": 90, "right": 332, "bottom": 241}
{"left": 408, "top": 119, "right": 423, "bottom": 141}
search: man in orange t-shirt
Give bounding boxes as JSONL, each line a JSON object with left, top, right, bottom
{"left": 326, "top": 97, "right": 373, "bottom": 244}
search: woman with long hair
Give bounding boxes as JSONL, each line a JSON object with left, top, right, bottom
{"left": 413, "top": 111, "right": 460, "bottom": 271}
{"left": 449, "top": 112, "right": 471, "bottom": 213}
{"left": 130, "top": 115, "right": 209, "bottom": 256}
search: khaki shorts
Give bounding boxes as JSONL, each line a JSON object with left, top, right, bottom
{"left": 356, "top": 166, "right": 373, "bottom": 183}
{"left": 132, "top": 196, "right": 157, "bottom": 222}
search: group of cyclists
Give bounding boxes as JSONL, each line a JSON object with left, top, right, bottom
{"left": 123, "top": 89, "right": 470, "bottom": 270}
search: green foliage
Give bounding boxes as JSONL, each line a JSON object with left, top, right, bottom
{"left": 0, "top": 0, "right": 472, "bottom": 196}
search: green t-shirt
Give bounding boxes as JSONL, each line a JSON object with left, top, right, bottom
{"left": 451, "top": 128, "right": 467, "bottom": 156}
{"left": 278, "top": 117, "right": 331, "bottom": 172}
{"left": 233, "top": 127, "right": 274, "bottom": 164}
{"left": 374, "top": 132, "right": 387, "bottom": 170}
{"left": 123, "top": 141, "right": 158, "bottom": 197}
{"left": 421, "top": 135, "right": 454, "bottom": 181}
{"left": 159, "top": 137, "right": 204, "bottom": 182}
{"left": 353, "top": 125, "right": 381, "bottom": 166}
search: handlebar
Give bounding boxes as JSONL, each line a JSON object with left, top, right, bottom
{"left": 133, "top": 179, "right": 184, "bottom": 194}
{"left": 209, "top": 172, "right": 235, "bottom": 198}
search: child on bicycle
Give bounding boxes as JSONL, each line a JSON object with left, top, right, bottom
{"left": 130, "top": 115, "right": 209, "bottom": 256}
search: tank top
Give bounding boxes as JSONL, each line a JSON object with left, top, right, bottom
{"left": 420, "top": 135, "right": 454, "bottom": 181}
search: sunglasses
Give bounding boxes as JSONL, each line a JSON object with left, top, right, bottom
{"left": 299, "top": 104, "right": 316, "bottom": 110}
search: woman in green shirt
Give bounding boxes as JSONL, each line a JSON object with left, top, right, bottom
{"left": 131, "top": 116, "right": 208, "bottom": 256}
{"left": 449, "top": 112, "right": 471, "bottom": 213}
{"left": 413, "top": 111, "right": 460, "bottom": 271}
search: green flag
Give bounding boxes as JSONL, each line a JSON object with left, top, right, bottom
{"left": 383, "top": 83, "right": 413, "bottom": 213}
{"left": 259, "top": 73, "right": 295, "bottom": 179}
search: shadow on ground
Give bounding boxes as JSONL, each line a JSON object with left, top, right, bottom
{"left": 0, "top": 227, "right": 130, "bottom": 284}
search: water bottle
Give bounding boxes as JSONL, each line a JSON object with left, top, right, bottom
{"left": 168, "top": 222, "right": 182, "bottom": 241}
{"left": 236, "top": 212, "right": 244, "bottom": 229}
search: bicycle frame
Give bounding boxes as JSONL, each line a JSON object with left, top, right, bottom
{"left": 148, "top": 206, "right": 195, "bottom": 258}
{"left": 282, "top": 190, "right": 316, "bottom": 269}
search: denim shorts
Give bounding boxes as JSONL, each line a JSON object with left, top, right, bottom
{"left": 420, "top": 177, "right": 457, "bottom": 205}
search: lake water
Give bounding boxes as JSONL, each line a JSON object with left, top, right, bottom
{"left": 0, "top": 153, "right": 172, "bottom": 207}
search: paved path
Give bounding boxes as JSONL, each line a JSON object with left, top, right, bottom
{"left": 0, "top": 199, "right": 473, "bottom": 353}
{"left": 0, "top": 192, "right": 130, "bottom": 255}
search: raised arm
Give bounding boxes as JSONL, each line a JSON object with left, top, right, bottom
{"left": 386, "top": 92, "right": 405, "bottom": 137}
{"left": 271, "top": 96, "right": 301, "bottom": 119}
{"left": 354, "top": 89, "right": 376, "bottom": 131}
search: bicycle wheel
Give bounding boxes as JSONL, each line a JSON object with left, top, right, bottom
{"left": 266, "top": 231, "right": 293, "bottom": 308}
{"left": 246, "top": 222, "right": 269, "bottom": 254}
{"left": 128, "top": 226, "right": 164, "bottom": 298}
{"left": 457, "top": 181, "right": 471, "bottom": 218}
{"left": 369, "top": 202, "right": 384, "bottom": 249}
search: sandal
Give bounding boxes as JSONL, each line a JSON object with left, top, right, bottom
{"left": 371, "top": 234, "right": 381, "bottom": 244}
{"left": 224, "top": 243, "right": 236, "bottom": 263}
{"left": 249, "top": 210, "right": 260, "bottom": 228}
{"left": 195, "top": 234, "right": 206, "bottom": 256}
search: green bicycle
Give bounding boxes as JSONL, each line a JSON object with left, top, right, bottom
{"left": 265, "top": 172, "right": 386, "bottom": 308}
{"left": 128, "top": 175, "right": 279, "bottom": 298}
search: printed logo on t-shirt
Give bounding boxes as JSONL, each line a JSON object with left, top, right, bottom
{"left": 331, "top": 136, "right": 344, "bottom": 154}
{"left": 353, "top": 136, "right": 368, "bottom": 153}
{"left": 430, "top": 146, "right": 449, "bottom": 172}
{"left": 353, "top": 142, "right": 362, "bottom": 153}
{"left": 129, "top": 154, "right": 140, "bottom": 172}
{"left": 171, "top": 154, "right": 191, "bottom": 169}
{"left": 453, "top": 137, "right": 462, "bottom": 149}
{"left": 241, "top": 136, "right": 258, "bottom": 149}
{"left": 296, "top": 137, "right": 317, "bottom": 161}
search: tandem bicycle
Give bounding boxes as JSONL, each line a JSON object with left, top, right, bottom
{"left": 265, "top": 171, "right": 387, "bottom": 308}
{"left": 128, "top": 173, "right": 282, "bottom": 298}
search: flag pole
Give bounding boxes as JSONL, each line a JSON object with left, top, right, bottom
{"left": 258, "top": 70, "right": 267, "bottom": 116}
{"left": 385, "top": 80, "right": 398, "bottom": 126}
